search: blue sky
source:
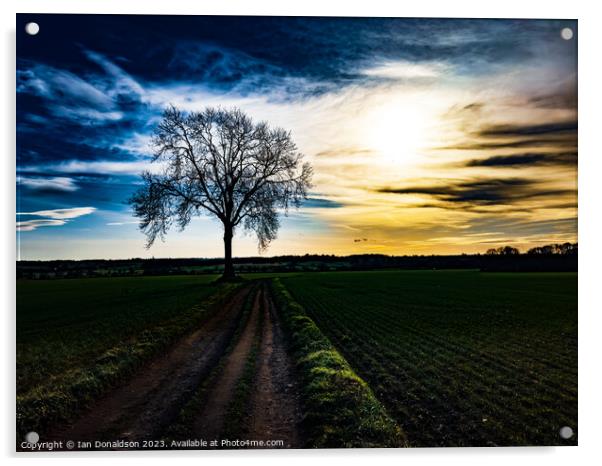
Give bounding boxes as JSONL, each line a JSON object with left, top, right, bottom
{"left": 16, "top": 15, "right": 577, "bottom": 259}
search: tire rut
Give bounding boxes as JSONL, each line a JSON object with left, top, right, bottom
{"left": 244, "top": 284, "right": 303, "bottom": 448}
{"left": 192, "top": 286, "right": 263, "bottom": 440}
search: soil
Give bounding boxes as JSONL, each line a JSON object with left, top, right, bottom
{"left": 191, "top": 286, "right": 263, "bottom": 439}
{"left": 244, "top": 287, "right": 303, "bottom": 447}
{"left": 47, "top": 281, "right": 303, "bottom": 449}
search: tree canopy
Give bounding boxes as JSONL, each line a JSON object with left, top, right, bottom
{"left": 130, "top": 106, "right": 313, "bottom": 279}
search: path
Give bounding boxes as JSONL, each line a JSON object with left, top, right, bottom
{"left": 47, "top": 281, "right": 303, "bottom": 449}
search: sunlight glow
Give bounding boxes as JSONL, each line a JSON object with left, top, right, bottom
{"left": 363, "top": 92, "right": 444, "bottom": 170}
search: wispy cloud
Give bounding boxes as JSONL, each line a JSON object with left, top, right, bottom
{"left": 18, "top": 176, "right": 79, "bottom": 192}
{"left": 15, "top": 17, "right": 578, "bottom": 257}
{"left": 17, "top": 64, "right": 124, "bottom": 123}
{"left": 113, "top": 133, "right": 154, "bottom": 157}
{"left": 17, "top": 219, "right": 67, "bottom": 232}
{"left": 20, "top": 160, "right": 162, "bottom": 176}
{"left": 377, "top": 178, "right": 575, "bottom": 211}
{"left": 361, "top": 60, "right": 449, "bottom": 80}
{"left": 478, "top": 122, "right": 577, "bottom": 138}
{"left": 83, "top": 49, "right": 146, "bottom": 98}
{"left": 106, "top": 221, "right": 138, "bottom": 226}
{"left": 16, "top": 207, "right": 96, "bottom": 231}
{"left": 464, "top": 152, "right": 577, "bottom": 168}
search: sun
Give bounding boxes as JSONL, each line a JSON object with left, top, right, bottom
{"left": 364, "top": 92, "right": 440, "bottom": 169}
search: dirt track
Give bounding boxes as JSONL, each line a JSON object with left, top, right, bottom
{"left": 192, "top": 286, "right": 263, "bottom": 439}
{"left": 244, "top": 287, "right": 302, "bottom": 447}
{"left": 48, "top": 281, "right": 302, "bottom": 449}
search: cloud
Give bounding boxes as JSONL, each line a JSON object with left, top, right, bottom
{"left": 167, "top": 42, "right": 287, "bottom": 91}
{"left": 441, "top": 138, "right": 576, "bottom": 151}
{"left": 106, "top": 221, "right": 139, "bottom": 226}
{"left": 478, "top": 122, "right": 577, "bottom": 138}
{"left": 18, "top": 207, "right": 96, "bottom": 220}
{"left": 113, "top": 133, "right": 154, "bottom": 156}
{"left": 17, "top": 64, "right": 123, "bottom": 123}
{"left": 17, "top": 66, "right": 112, "bottom": 107}
{"left": 377, "top": 178, "right": 575, "bottom": 207}
{"left": 360, "top": 61, "right": 448, "bottom": 80}
{"left": 440, "top": 120, "right": 577, "bottom": 151}
{"left": 15, "top": 17, "right": 578, "bottom": 255}
{"left": 16, "top": 207, "right": 96, "bottom": 231}
{"left": 51, "top": 107, "right": 123, "bottom": 123}
{"left": 457, "top": 216, "right": 578, "bottom": 243}
{"left": 527, "top": 79, "right": 577, "bottom": 110}
{"left": 83, "top": 49, "right": 145, "bottom": 98}
{"left": 20, "top": 160, "right": 162, "bottom": 176}
{"left": 464, "top": 152, "right": 577, "bottom": 168}
{"left": 18, "top": 176, "right": 79, "bottom": 192}
{"left": 17, "top": 219, "right": 67, "bottom": 232}
{"left": 315, "top": 147, "right": 376, "bottom": 158}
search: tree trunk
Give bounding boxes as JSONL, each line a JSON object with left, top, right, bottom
{"left": 222, "top": 225, "right": 235, "bottom": 280}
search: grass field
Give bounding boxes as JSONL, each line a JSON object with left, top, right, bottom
{"left": 17, "top": 275, "right": 221, "bottom": 393}
{"left": 16, "top": 275, "right": 234, "bottom": 436}
{"left": 280, "top": 270, "right": 577, "bottom": 446}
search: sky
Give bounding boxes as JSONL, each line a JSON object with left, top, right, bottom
{"left": 16, "top": 15, "right": 577, "bottom": 260}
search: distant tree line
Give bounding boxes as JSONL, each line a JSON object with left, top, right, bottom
{"left": 486, "top": 246, "right": 520, "bottom": 256}
{"left": 16, "top": 244, "right": 577, "bottom": 280}
{"left": 486, "top": 242, "right": 577, "bottom": 256}
{"left": 527, "top": 242, "right": 577, "bottom": 255}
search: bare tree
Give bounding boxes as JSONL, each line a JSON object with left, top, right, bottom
{"left": 130, "top": 106, "right": 313, "bottom": 280}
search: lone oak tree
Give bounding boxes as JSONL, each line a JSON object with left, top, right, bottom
{"left": 130, "top": 106, "right": 313, "bottom": 280}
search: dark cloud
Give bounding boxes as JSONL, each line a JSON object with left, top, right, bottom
{"left": 445, "top": 138, "right": 576, "bottom": 151}
{"left": 17, "top": 15, "right": 577, "bottom": 92}
{"left": 441, "top": 120, "right": 577, "bottom": 151}
{"left": 478, "top": 122, "right": 577, "bottom": 137}
{"left": 15, "top": 14, "right": 578, "bottom": 241}
{"left": 527, "top": 79, "right": 577, "bottom": 110}
{"left": 464, "top": 152, "right": 577, "bottom": 167}
{"left": 411, "top": 203, "right": 534, "bottom": 214}
{"left": 378, "top": 178, "right": 575, "bottom": 207}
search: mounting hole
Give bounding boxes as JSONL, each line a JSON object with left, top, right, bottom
{"left": 25, "top": 431, "right": 39, "bottom": 444}
{"left": 561, "top": 27, "right": 573, "bottom": 40}
{"left": 559, "top": 426, "right": 574, "bottom": 439}
{"left": 25, "top": 22, "right": 39, "bottom": 36}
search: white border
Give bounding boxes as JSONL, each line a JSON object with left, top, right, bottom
{"left": 3, "top": 1, "right": 601, "bottom": 465}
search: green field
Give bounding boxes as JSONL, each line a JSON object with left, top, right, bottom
{"left": 16, "top": 270, "right": 577, "bottom": 447}
{"left": 280, "top": 270, "right": 578, "bottom": 446}
{"left": 17, "top": 275, "right": 221, "bottom": 394}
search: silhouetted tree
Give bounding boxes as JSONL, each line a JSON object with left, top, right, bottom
{"left": 130, "top": 106, "right": 313, "bottom": 280}
{"left": 486, "top": 246, "right": 520, "bottom": 255}
{"left": 501, "top": 246, "right": 520, "bottom": 255}
{"left": 527, "top": 242, "right": 577, "bottom": 255}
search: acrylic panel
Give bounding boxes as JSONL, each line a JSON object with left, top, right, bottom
{"left": 16, "top": 14, "right": 577, "bottom": 451}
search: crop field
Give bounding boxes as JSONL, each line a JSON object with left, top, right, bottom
{"left": 16, "top": 270, "right": 577, "bottom": 448}
{"left": 280, "top": 270, "right": 577, "bottom": 446}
